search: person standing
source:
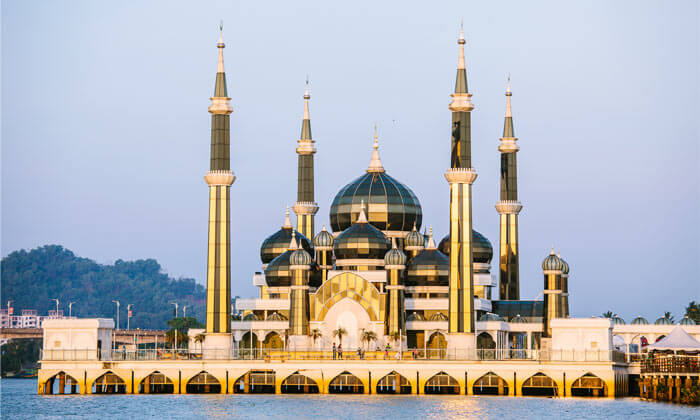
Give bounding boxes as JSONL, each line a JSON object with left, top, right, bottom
{"left": 332, "top": 343, "right": 337, "bottom": 360}
{"left": 338, "top": 344, "right": 343, "bottom": 359}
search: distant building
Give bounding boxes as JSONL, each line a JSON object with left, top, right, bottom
{"left": 0, "top": 308, "right": 67, "bottom": 328}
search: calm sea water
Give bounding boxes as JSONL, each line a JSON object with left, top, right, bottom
{"left": 1, "top": 379, "right": 697, "bottom": 419}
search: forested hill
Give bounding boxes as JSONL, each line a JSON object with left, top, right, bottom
{"left": 1, "top": 245, "right": 205, "bottom": 329}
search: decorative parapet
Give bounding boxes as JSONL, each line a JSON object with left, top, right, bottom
{"left": 495, "top": 200, "right": 523, "bottom": 215}
{"left": 293, "top": 201, "right": 319, "bottom": 215}
{"left": 208, "top": 97, "right": 233, "bottom": 115}
{"left": 444, "top": 167, "right": 477, "bottom": 184}
{"left": 449, "top": 92, "right": 474, "bottom": 112}
{"left": 498, "top": 136, "right": 519, "bottom": 153}
{"left": 384, "top": 265, "right": 406, "bottom": 271}
{"left": 296, "top": 140, "right": 316, "bottom": 155}
{"left": 204, "top": 170, "right": 236, "bottom": 186}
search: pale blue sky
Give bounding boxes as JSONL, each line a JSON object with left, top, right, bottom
{"left": 2, "top": 0, "right": 698, "bottom": 321}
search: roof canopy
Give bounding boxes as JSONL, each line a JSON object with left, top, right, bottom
{"left": 645, "top": 326, "right": 700, "bottom": 352}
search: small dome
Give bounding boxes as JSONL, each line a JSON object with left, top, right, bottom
{"left": 264, "top": 251, "right": 293, "bottom": 287}
{"left": 260, "top": 209, "right": 314, "bottom": 264}
{"left": 243, "top": 313, "right": 259, "bottom": 321}
{"left": 406, "top": 231, "right": 449, "bottom": 287}
{"left": 384, "top": 245, "right": 407, "bottom": 266}
{"left": 406, "top": 312, "right": 424, "bottom": 321}
{"left": 510, "top": 314, "right": 527, "bottom": 323}
{"left": 313, "top": 225, "right": 334, "bottom": 248}
{"left": 290, "top": 248, "right": 313, "bottom": 266}
{"left": 480, "top": 313, "right": 504, "bottom": 322}
{"left": 438, "top": 229, "right": 493, "bottom": 264}
{"left": 612, "top": 316, "right": 626, "bottom": 325}
{"left": 631, "top": 316, "right": 649, "bottom": 325}
{"left": 680, "top": 316, "right": 697, "bottom": 325}
{"left": 560, "top": 256, "right": 570, "bottom": 275}
{"left": 266, "top": 312, "right": 288, "bottom": 321}
{"left": 542, "top": 249, "right": 564, "bottom": 271}
{"left": 429, "top": 312, "right": 448, "bottom": 321}
{"left": 655, "top": 316, "right": 673, "bottom": 325}
{"left": 333, "top": 204, "right": 390, "bottom": 260}
{"left": 405, "top": 224, "right": 424, "bottom": 248}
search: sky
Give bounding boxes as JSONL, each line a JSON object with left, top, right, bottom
{"left": 2, "top": 0, "right": 698, "bottom": 322}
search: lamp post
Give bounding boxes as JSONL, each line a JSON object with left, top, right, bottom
{"left": 170, "top": 302, "right": 178, "bottom": 352}
{"left": 182, "top": 305, "right": 187, "bottom": 319}
{"left": 69, "top": 302, "right": 76, "bottom": 318}
{"left": 51, "top": 298, "right": 59, "bottom": 317}
{"left": 112, "top": 300, "right": 120, "bottom": 330}
{"left": 127, "top": 304, "right": 133, "bottom": 330}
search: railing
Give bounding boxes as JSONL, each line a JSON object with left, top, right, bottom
{"left": 640, "top": 355, "right": 700, "bottom": 374}
{"left": 41, "top": 347, "right": 628, "bottom": 363}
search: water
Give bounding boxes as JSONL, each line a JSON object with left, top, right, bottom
{"left": 1, "top": 379, "right": 697, "bottom": 419}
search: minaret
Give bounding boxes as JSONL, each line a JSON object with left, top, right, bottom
{"left": 289, "top": 231, "right": 312, "bottom": 341}
{"left": 293, "top": 78, "right": 319, "bottom": 240}
{"left": 559, "top": 254, "right": 570, "bottom": 318}
{"left": 542, "top": 249, "right": 564, "bottom": 338}
{"left": 313, "top": 225, "right": 334, "bottom": 284}
{"left": 444, "top": 24, "right": 477, "bottom": 339}
{"left": 384, "top": 237, "right": 407, "bottom": 336}
{"left": 204, "top": 24, "right": 235, "bottom": 335}
{"left": 495, "top": 76, "right": 523, "bottom": 300}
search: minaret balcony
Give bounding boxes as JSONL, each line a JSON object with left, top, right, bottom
{"left": 448, "top": 92, "right": 474, "bottom": 112}
{"left": 495, "top": 200, "right": 523, "bottom": 215}
{"left": 204, "top": 170, "right": 236, "bottom": 186}
{"left": 444, "top": 167, "right": 477, "bottom": 185}
{"left": 293, "top": 201, "right": 319, "bottom": 215}
{"left": 208, "top": 97, "right": 233, "bottom": 114}
{"left": 296, "top": 140, "right": 316, "bottom": 155}
{"left": 498, "top": 137, "right": 520, "bottom": 153}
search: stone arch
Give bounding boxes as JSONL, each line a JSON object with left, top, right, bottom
{"left": 92, "top": 371, "right": 127, "bottom": 394}
{"left": 477, "top": 332, "right": 497, "bottom": 360}
{"left": 521, "top": 372, "right": 558, "bottom": 397}
{"left": 139, "top": 371, "right": 174, "bottom": 394}
{"left": 571, "top": 372, "right": 607, "bottom": 397}
{"left": 240, "top": 331, "right": 259, "bottom": 358}
{"left": 424, "top": 371, "right": 460, "bottom": 394}
{"left": 263, "top": 331, "right": 284, "bottom": 349}
{"left": 43, "top": 371, "right": 80, "bottom": 395}
{"left": 233, "top": 370, "right": 275, "bottom": 394}
{"left": 473, "top": 372, "right": 509, "bottom": 396}
{"left": 313, "top": 272, "right": 381, "bottom": 322}
{"left": 426, "top": 331, "right": 446, "bottom": 359}
{"left": 630, "top": 334, "right": 649, "bottom": 352}
{"left": 185, "top": 371, "right": 222, "bottom": 394}
{"left": 376, "top": 371, "right": 412, "bottom": 394}
{"left": 328, "top": 371, "right": 364, "bottom": 394}
{"left": 281, "top": 371, "right": 319, "bottom": 394}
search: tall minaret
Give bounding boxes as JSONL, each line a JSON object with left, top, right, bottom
{"left": 444, "top": 24, "right": 477, "bottom": 338}
{"left": 204, "top": 25, "right": 234, "bottom": 334}
{"left": 495, "top": 76, "right": 523, "bottom": 300}
{"left": 293, "top": 79, "right": 319, "bottom": 240}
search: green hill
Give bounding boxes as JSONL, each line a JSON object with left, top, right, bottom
{"left": 0, "top": 245, "right": 205, "bottom": 329}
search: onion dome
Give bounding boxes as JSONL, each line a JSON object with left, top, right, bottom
{"left": 480, "top": 313, "right": 505, "bottom": 322}
{"left": 612, "top": 316, "right": 626, "bottom": 325}
{"left": 429, "top": 312, "right": 448, "bottom": 321}
{"left": 560, "top": 256, "right": 570, "bottom": 275}
{"left": 405, "top": 223, "right": 424, "bottom": 248}
{"left": 266, "top": 312, "right": 288, "bottom": 321}
{"left": 437, "top": 230, "right": 493, "bottom": 264}
{"left": 334, "top": 202, "right": 390, "bottom": 260}
{"left": 260, "top": 208, "right": 314, "bottom": 264}
{"left": 542, "top": 248, "right": 564, "bottom": 271}
{"left": 290, "top": 246, "right": 313, "bottom": 266}
{"left": 265, "top": 232, "right": 313, "bottom": 287}
{"left": 313, "top": 225, "right": 334, "bottom": 248}
{"left": 406, "top": 312, "right": 424, "bottom": 321}
{"left": 511, "top": 314, "right": 527, "bottom": 323}
{"left": 406, "top": 228, "right": 449, "bottom": 287}
{"left": 631, "top": 316, "right": 649, "bottom": 325}
{"left": 654, "top": 316, "right": 673, "bottom": 325}
{"left": 384, "top": 238, "right": 407, "bottom": 266}
{"left": 329, "top": 128, "right": 422, "bottom": 233}
{"left": 680, "top": 316, "right": 697, "bottom": 325}
{"left": 243, "top": 313, "right": 259, "bottom": 321}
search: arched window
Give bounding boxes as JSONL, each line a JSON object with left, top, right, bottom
{"left": 234, "top": 370, "right": 275, "bottom": 394}
{"left": 328, "top": 371, "right": 364, "bottom": 394}
{"left": 427, "top": 332, "right": 446, "bottom": 359}
{"left": 281, "top": 372, "right": 319, "bottom": 394}
{"left": 186, "top": 371, "right": 221, "bottom": 394}
{"left": 263, "top": 332, "right": 284, "bottom": 349}
{"left": 93, "top": 371, "right": 126, "bottom": 394}
{"left": 44, "top": 371, "right": 80, "bottom": 395}
{"left": 571, "top": 373, "right": 606, "bottom": 397}
{"left": 139, "top": 371, "right": 174, "bottom": 394}
{"left": 376, "top": 371, "right": 411, "bottom": 394}
{"left": 424, "top": 372, "right": 459, "bottom": 394}
{"left": 473, "top": 372, "right": 509, "bottom": 396}
{"left": 521, "top": 373, "right": 557, "bottom": 397}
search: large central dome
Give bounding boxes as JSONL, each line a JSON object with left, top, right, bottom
{"left": 329, "top": 132, "right": 422, "bottom": 232}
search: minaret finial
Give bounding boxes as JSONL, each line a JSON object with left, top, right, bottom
{"left": 303, "top": 77, "right": 311, "bottom": 120}
{"left": 457, "top": 21, "right": 466, "bottom": 70}
{"left": 551, "top": 246, "right": 555, "bottom": 255}
{"left": 283, "top": 206, "right": 293, "bottom": 228}
{"left": 356, "top": 199, "right": 368, "bottom": 223}
{"left": 426, "top": 227, "right": 436, "bottom": 249}
{"left": 367, "top": 123, "right": 385, "bottom": 173}
{"left": 289, "top": 229, "right": 299, "bottom": 250}
{"left": 505, "top": 74, "right": 513, "bottom": 119}
{"left": 217, "top": 22, "right": 225, "bottom": 73}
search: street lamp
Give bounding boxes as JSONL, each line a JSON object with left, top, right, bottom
{"left": 170, "top": 302, "right": 178, "bottom": 352}
{"left": 112, "top": 300, "right": 120, "bottom": 330}
{"left": 51, "top": 298, "right": 60, "bottom": 317}
{"left": 127, "top": 304, "right": 133, "bottom": 330}
{"left": 69, "top": 302, "right": 76, "bottom": 318}
{"left": 182, "top": 305, "right": 187, "bottom": 319}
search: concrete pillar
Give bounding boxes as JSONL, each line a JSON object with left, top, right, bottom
{"left": 275, "top": 377, "right": 283, "bottom": 394}
{"left": 58, "top": 373, "right": 65, "bottom": 395}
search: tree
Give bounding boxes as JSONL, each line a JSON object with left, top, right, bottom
{"left": 601, "top": 311, "right": 614, "bottom": 318}
{"left": 165, "top": 329, "right": 189, "bottom": 349}
{"left": 360, "top": 329, "right": 377, "bottom": 350}
{"left": 685, "top": 301, "right": 700, "bottom": 323}
{"left": 333, "top": 327, "right": 347, "bottom": 347}
{"left": 194, "top": 333, "right": 206, "bottom": 352}
{"left": 310, "top": 329, "right": 323, "bottom": 350}
{"left": 389, "top": 331, "right": 401, "bottom": 348}
{"left": 663, "top": 311, "right": 675, "bottom": 323}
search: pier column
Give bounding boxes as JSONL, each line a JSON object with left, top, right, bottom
{"left": 58, "top": 373, "right": 65, "bottom": 394}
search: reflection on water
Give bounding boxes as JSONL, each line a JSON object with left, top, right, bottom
{"left": 2, "top": 379, "right": 697, "bottom": 420}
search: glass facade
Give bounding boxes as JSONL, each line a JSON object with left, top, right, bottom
{"left": 405, "top": 249, "right": 449, "bottom": 287}
{"left": 491, "top": 300, "right": 543, "bottom": 323}
{"left": 260, "top": 227, "right": 314, "bottom": 264}
{"left": 438, "top": 229, "right": 493, "bottom": 263}
{"left": 333, "top": 222, "right": 390, "bottom": 260}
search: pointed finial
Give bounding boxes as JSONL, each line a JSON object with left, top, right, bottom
{"left": 459, "top": 19, "right": 465, "bottom": 44}
{"left": 304, "top": 76, "right": 310, "bottom": 100}
{"left": 289, "top": 229, "right": 299, "bottom": 250}
{"left": 367, "top": 124, "right": 385, "bottom": 173}
{"left": 321, "top": 224, "right": 327, "bottom": 232}
{"left": 550, "top": 246, "right": 555, "bottom": 255}
{"left": 356, "top": 199, "right": 369, "bottom": 223}
{"left": 457, "top": 22, "right": 466, "bottom": 71}
{"left": 412, "top": 221, "right": 417, "bottom": 232}
{"left": 302, "top": 77, "right": 311, "bottom": 121}
{"left": 217, "top": 21, "right": 225, "bottom": 48}
{"left": 216, "top": 23, "right": 226, "bottom": 74}
{"left": 283, "top": 206, "right": 293, "bottom": 228}
{"left": 426, "top": 227, "right": 436, "bottom": 249}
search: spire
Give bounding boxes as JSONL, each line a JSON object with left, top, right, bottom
{"left": 356, "top": 199, "right": 369, "bottom": 223}
{"left": 550, "top": 247, "right": 555, "bottom": 255}
{"left": 503, "top": 74, "right": 515, "bottom": 138}
{"left": 288, "top": 229, "right": 299, "bottom": 250}
{"left": 454, "top": 21, "right": 468, "bottom": 94}
{"left": 300, "top": 77, "right": 312, "bottom": 141}
{"left": 214, "top": 22, "right": 227, "bottom": 97}
{"left": 283, "top": 207, "right": 293, "bottom": 229}
{"left": 426, "top": 227, "right": 436, "bottom": 249}
{"left": 366, "top": 124, "right": 385, "bottom": 173}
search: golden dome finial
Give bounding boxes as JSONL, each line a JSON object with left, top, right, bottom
{"left": 283, "top": 206, "right": 293, "bottom": 228}
{"left": 367, "top": 123, "right": 385, "bottom": 173}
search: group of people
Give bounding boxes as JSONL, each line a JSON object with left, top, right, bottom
{"left": 329, "top": 343, "right": 407, "bottom": 360}
{"left": 331, "top": 343, "right": 343, "bottom": 360}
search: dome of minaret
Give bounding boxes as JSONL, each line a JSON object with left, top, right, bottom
{"left": 333, "top": 202, "right": 390, "bottom": 260}
{"left": 265, "top": 232, "right": 313, "bottom": 287}
{"left": 542, "top": 249, "right": 564, "bottom": 271}
{"left": 260, "top": 208, "right": 314, "bottom": 264}
{"left": 313, "top": 225, "right": 334, "bottom": 248}
{"left": 560, "top": 256, "right": 570, "bottom": 275}
{"left": 405, "top": 228, "right": 449, "bottom": 287}
{"left": 329, "top": 127, "right": 422, "bottom": 233}
{"left": 384, "top": 238, "right": 407, "bottom": 266}
{"left": 438, "top": 230, "right": 493, "bottom": 264}
{"left": 405, "top": 223, "right": 424, "bottom": 248}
